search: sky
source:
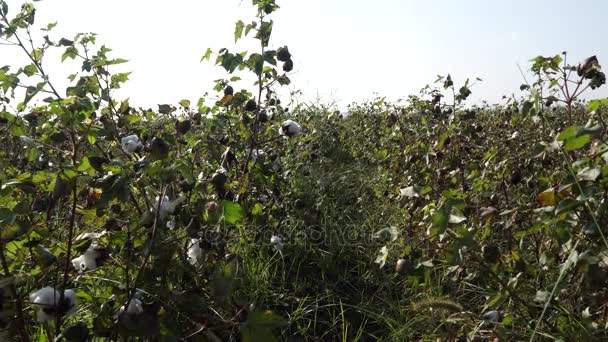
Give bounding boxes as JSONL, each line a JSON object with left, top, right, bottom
{"left": 2, "top": 0, "right": 608, "bottom": 110}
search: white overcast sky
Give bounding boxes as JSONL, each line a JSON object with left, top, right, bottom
{"left": 2, "top": 0, "right": 608, "bottom": 110}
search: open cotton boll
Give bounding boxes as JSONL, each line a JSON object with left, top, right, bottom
{"left": 71, "top": 245, "right": 101, "bottom": 272}
{"left": 155, "top": 195, "right": 170, "bottom": 219}
{"left": 29, "top": 287, "right": 77, "bottom": 323}
{"left": 187, "top": 238, "right": 203, "bottom": 264}
{"left": 481, "top": 310, "right": 502, "bottom": 322}
{"left": 245, "top": 148, "right": 266, "bottom": 164}
{"left": 279, "top": 119, "right": 302, "bottom": 137}
{"left": 270, "top": 235, "right": 283, "bottom": 251}
{"left": 75, "top": 230, "right": 107, "bottom": 241}
{"left": 121, "top": 135, "right": 143, "bottom": 154}
{"left": 118, "top": 298, "right": 143, "bottom": 315}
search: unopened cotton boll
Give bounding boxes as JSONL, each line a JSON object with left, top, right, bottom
{"left": 279, "top": 119, "right": 302, "bottom": 137}
{"left": 121, "top": 135, "right": 143, "bottom": 154}
{"left": 29, "top": 287, "right": 77, "bottom": 323}
{"left": 270, "top": 235, "right": 283, "bottom": 251}
{"left": 187, "top": 238, "right": 203, "bottom": 264}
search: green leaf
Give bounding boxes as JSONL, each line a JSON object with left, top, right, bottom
{"left": 200, "top": 48, "right": 212, "bottom": 62}
{"left": 110, "top": 72, "right": 131, "bottom": 89}
{"left": 247, "top": 53, "right": 264, "bottom": 76}
{"left": 62, "top": 46, "right": 78, "bottom": 62}
{"left": 255, "top": 20, "right": 273, "bottom": 47}
{"left": 557, "top": 126, "right": 577, "bottom": 141}
{"left": 234, "top": 20, "right": 244, "bottom": 43}
{"left": 222, "top": 201, "right": 245, "bottom": 225}
{"left": 86, "top": 130, "right": 98, "bottom": 145}
{"left": 555, "top": 198, "right": 580, "bottom": 215}
{"left": 432, "top": 209, "right": 449, "bottom": 235}
{"left": 588, "top": 98, "right": 608, "bottom": 112}
{"left": 0, "top": 208, "right": 16, "bottom": 226}
{"left": 521, "top": 101, "right": 534, "bottom": 116}
{"left": 246, "top": 310, "right": 287, "bottom": 329}
{"left": 178, "top": 99, "right": 190, "bottom": 108}
{"left": 1, "top": 1, "right": 8, "bottom": 16}
{"left": 564, "top": 134, "right": 590, "bottom": 151}
{"left": 23, "top": 64, "right": 37, "bottom": 76}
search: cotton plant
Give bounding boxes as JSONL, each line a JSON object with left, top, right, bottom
{"left": 279, "top": 119, "right": 302, "bottom": 137}
{"left": 29, "top": 287, "right": 77, "bottom": 323}
{"left": 121, "top": 134, "right": 144, "bottom": 154}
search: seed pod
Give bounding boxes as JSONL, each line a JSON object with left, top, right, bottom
{"left": 245, "top": 99, "right": 257, "bottom": 112}
{"left": 283, "top": 59, "right": 294, "bottom": 72}
{"left": 89, "top": 156, "right": 110, "bottom": 172}
{"left": 395, "top": 258, "right": 409, "bottom": 274}
{"left": 277, "top": 46, "right": 291, "bottom": 62}
{"left": 150, "top": 137, "right": 169, "bottom": 160}
{"left": 482, "top": 243, "right": 500, "bottom": 263}
{"left": 257, "top": 110, "right": 268, "bottom": 123}
{"left": 224, "top": 85, "right": 234, "bottom": 96}
{"left": 210, "top": 169, "right": 228, "bottom": 189}
{"left": 175, "top": 120, "right": 192, "bottom": 135}
{"left": 577, "top": 56, "right": 599, "bottom": 77}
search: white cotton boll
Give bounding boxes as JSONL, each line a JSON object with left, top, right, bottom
{"left": 155, "top": 195, "right": 170, "bottom": 219}
{"left": 63, "top": 289, "right": 77, "bottom": 315}
{"left": 29, "top": 287, "right": 78, "bottom": 323}
{"left": 166, "top": 219, "right": 176, "bottom": 230}
{"left": 119, "top": 298, "right": 143, "bottom": 315}
{"left": 121, "top": 135, "right": 143, "bottom": 154}
{"left": 187, "top": 238, "right": 203, "bottom": 264}
{"left": 510, "top": 131, "right": 520, "bottom": 140}
{"left": 270, "top": 235, "right": 283, "bottom": 251}
{"left": 71, "top": 246, "right": 100, "bottom": 272}
{"left": 75, "top": 230, "right": 107, "bottom": 241}
{"left": 279, "top": 120, "right": 302, "bottom": 137}
{"left": 481, "top": 310, "right": 502, "bottom": 322}
{"left": 245, "top": 148, "right": 266, "bottom": 164}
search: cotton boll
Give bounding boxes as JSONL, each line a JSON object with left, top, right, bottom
{"left": 63, "top": 289, "right": 77, "bottom": 315}
{"left": 29, "top": 287, "right": 78, "bottom": 323}
{"left": 118, "top": 298, "right": 143, "bottom": 316}
{"left": 245, "top": 148, "right": 266, "bottom": 164}
{"left": 71, "top": 246, "right": 101, "bottom": 272}
{"left": 121, "top": 135, "right": 143, "bottom": 154}
{"left": 75, "top": 230, "right": 107, "bottom": 241}
{"left": 270, "top": 235, "right": 283, "bottom": 251}
{"left": 481, "top": 310, "right": 502, "bottom": 322}
{"left": 166, "top": 219, "right": 176, "bottom": 230}
{"left": 155, "top": 195, "right": 170, "bottom": 219}
{"left": 279, "top": 119, "right": 302, "bottom": 137}
{"left": 187, "top": 238, "right": 203, "bottom": 264}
